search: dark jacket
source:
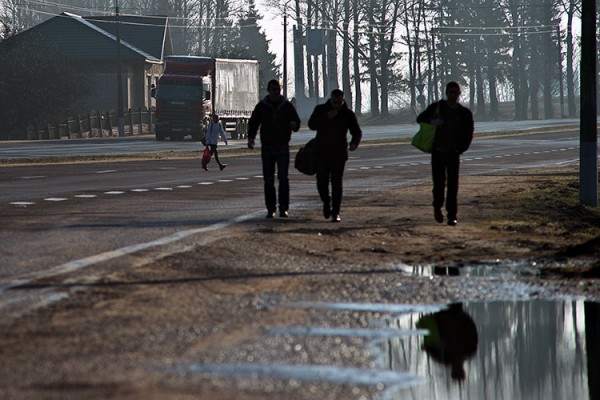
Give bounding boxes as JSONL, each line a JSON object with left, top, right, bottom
{"left": 248, "top": 96, "right": 301, "bottom": 146}
{"left": 417, "top": 100, "right": 474, "bottom": 154}
{"left": 308, "top": 100, "right": 362, "bottom": 159}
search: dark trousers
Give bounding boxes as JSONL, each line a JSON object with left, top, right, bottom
{"left": 208, "top": 144, "right": 223, "bottom": 167}
{"left": 261, "top": 145, "right": 290, "bottom": 212}
{"left": 431, "top": 150, "right": 460, "bottom": 218}
{"left": 316, "top": 155, "right": 346, "bottom": 215}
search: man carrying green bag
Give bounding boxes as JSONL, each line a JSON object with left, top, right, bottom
{"left": 411, "top": 102, "right": 439, "bottom": 153}
{"left": 416, "top": 81, "right": 474, "bottom": 226}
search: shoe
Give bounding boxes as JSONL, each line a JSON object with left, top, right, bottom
{"left": 447, "top": 217, "right": 458, "bottom": 226}
{"left": 280, "top": 210, "right": 289, "bottom": 218}
{"left": 434, "top": 208, "right": 444, "bottom": 223}
{"left": 219, "top": 164, "right": 227, "bottom": 171}
{"left": 323, "top": 204, "right": 331, "bottom": 219}
{"left": 202, "top": 165, "right": 209, "bottom": 171}
{"left": 266, "top": 211, "right": 275, "bottom": 218}
{"left": 332, "top": 214, "right": 341, "bottom": 223}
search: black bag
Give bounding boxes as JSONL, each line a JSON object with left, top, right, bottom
{"left": 295, "top": 138, "right": 317, "bottom": 175}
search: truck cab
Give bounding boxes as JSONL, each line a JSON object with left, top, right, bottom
{"left": 155, "top": 56, "right": 212, "bottom": 141}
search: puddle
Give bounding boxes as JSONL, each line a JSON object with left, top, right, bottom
{"left": 382, "top": 299, "right": 599, "bottom": 400}
{"left": 268, "top": 326, "right": 427, "bottom": 340}
{"left": 168, "top": 299, "right": 598, "bottom": 399}
{"left": 172, "top": 363, "right": 423, "bottom": 390}
{"left": 397, "top": 259, "right": 542, "bottom": 279}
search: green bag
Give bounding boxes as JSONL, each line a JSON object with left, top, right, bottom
{"left": 411, "top": 122, "right": 436, "bottom": 153}
{"left": 411, "top": 102, "right": 440, "bottom": 153}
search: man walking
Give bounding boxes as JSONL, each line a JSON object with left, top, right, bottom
{"left": 248, "top": 79, "right": 301, "bottom": 218}
{"left": 308, "top": 89, "right": 362, "bottom": 222}
{"left": 417, "top": 81, "right": 474, "bottom": 226}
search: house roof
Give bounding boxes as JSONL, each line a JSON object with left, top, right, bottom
{"left": 83, "top": 14, "right": 171, "bottom": 60}
{"left": 1, "top": 12, "right": 171, "bottom": 63}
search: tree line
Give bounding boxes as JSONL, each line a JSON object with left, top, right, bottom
{"left": 265, "top": 0, "right": 582, "bottom": 120}
{"left": 0, "top": 0, "right": 585, "bottom": 125}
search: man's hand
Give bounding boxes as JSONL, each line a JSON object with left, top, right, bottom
{"left": 290, "top": 121, "right": 299, "bottom": 131}
{"left": 349, "top": 142, "right": 358, "bottom": 151}
{"left": 247, "top": 138, "right": 255, "bottom": 149}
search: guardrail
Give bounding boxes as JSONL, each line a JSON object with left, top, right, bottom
{"left": 26, "top": 107, "right": 155, "bottom": 140}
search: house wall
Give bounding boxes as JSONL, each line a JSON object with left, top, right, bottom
{"left": 67, "top": 61, "right": 162, "bottom": 116}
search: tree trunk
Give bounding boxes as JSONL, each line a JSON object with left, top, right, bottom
{"left": 353, "top": 0, "right": 362, "bottom": 115}
{"left": 367, "top": 0, "right": 379, "bottom": 116}
{"left": 306, "top": 2, "right": 315, "bottom": 99}
{"left": 542, "top": 3, "right": 554, "bottom": 119}
{"left": 342, "top": 0, "right": 352, "bottom": 106}
{"left": 566, "top": 2, "right": 577, "bottom": 117}
{"left": 488, "top": 66, "right": 499, "bottom": 121}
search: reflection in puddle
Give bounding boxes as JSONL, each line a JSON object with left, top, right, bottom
{"left": 383, "top": 300, "right": 599, "bottom": 400}
{"left": 172, "top": 363, "right": 423, "bottom": 390}
{"left": 397, "top": 259, "right": 542, "bottom": 278}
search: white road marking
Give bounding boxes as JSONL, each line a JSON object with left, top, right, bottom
{"left": 104, "top": 191, "right": 125, "bottom": 195}
{"left": 198, "top": 182, "right": 213, "bottom": 185}
{"left": 131, "top": 189, "right": 149, "bottom": 192}
{"left": 44, "top": 198, "right": 68, "bottom": 202}
{"left": 96, "top": 170, "right": 117, "bottom": 174}
{"left": 154, "top": 187, "right": 173, "bottom": 191}
{"left": 20, "top": 176, "right": 46, "bottom": 180}
{"left": 10, "top": 202, "right": 35, "bottom": 206}
{"left": 217, "top": 180, "right": 233, "bottom": 183}
{"left": 74, "top": 195, "right": 97, "bottom": 198}
{"left": 177, "top": 185, "right": 192, "bottom": 188}
{"left": 0, "top": 211, "right": 263, "bottom": 301}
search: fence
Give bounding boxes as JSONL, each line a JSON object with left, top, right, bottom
{"left": 26, "top": 107, "right": 155, "bottom": 140}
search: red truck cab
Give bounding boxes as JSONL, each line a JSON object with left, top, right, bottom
{"left": 155, "top": 56, "right": 213, "bottom": 141}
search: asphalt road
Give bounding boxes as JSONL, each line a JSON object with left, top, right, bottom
{"left": 0, "top": 129, "right": 581, "bottom": 298}
{"left": 0, "top": 118, "right": 580, "bottom": 158}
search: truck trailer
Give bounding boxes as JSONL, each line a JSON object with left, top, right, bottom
{"left": 154, "top": 56, "right": 260, "bottom": 141}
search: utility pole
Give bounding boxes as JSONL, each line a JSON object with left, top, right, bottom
{"left": 115, "top": 0, "right": 125, "bottom": 137}
{"left": 557, "top": 25, "right": 565, "bottom": 118}
{"left": 580, "top": 0, "right": 598, "bottom": 206}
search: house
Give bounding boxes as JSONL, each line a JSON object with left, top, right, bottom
{"left": 1, "top": 12, "right": 172, "bottom": 115}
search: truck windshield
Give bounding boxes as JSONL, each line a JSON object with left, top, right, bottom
{"left": 157, "top": 83, "right": 204, "bottom": 101}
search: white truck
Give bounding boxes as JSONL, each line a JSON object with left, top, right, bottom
{"left": 154, "top": 56, "right": 260, "bottom": 141}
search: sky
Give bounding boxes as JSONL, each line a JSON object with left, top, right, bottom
{"left": 257, "top": 5, "right": 287, "bottom": 77}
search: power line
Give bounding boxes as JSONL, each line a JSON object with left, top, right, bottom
{"left": 12, "top": 1, "right": 576, "bottom": 38}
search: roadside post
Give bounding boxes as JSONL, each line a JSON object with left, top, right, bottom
{"left": 580, "top": 0, "right": 598, "bottom": 206}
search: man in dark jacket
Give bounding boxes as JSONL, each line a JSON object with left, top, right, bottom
{"left": 308, "top": 89, "right": 362, "bottom": 222}
{"left": 248, "top": 79, "right": 301, "bottom": 218}
{"left": 417, "top": 81, "right": 474, "bottom": 226}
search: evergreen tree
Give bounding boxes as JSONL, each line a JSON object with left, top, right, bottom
{"left": 237, "top": 0, "right": 279, "bottom": 93}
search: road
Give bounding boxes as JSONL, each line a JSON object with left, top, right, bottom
{"left": 0, "top": 118, "right": 580, "bottom": 158}
{"left": 0, "top": 126, "right": 593, "bottom": 400}
{"left": 0, "top": 128, "right": 580, "bottom": 299}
